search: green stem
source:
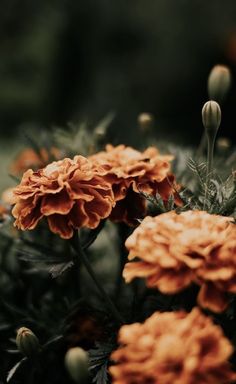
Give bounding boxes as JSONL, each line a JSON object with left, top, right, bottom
{"left": 204, "top": 134, "right": 215, "bottom": 210}
{"left": 71, "top": 232, "right": 125, "bottom": 325}
{"left": 115, "top": 223, "right": 129, "bottom": 300}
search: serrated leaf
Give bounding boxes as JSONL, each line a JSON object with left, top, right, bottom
{"left": 16, "top": 244, "right": 74, "bottom": 278}
{"left": 42, "top": 335, "right": 63, "bottom": 350}
{"left": 92, "top": 362, "right": 109, "bottom": 384}
{"left": 18, "top": 248, "right": 69, "bottom": 264}
{"left": 93, "top": 112, "right": 115, "bottom": 136}
{"left": 6, "top": 349, "right": 20, "bottom": 354}
{"left": 88, "top": 342, "right": 114, "bottom": 384}
{"left": 155, "top": 193, "right": 167, "bottom": 212}
{"left": 0, "top": 323, "right": 11, "bottom": 331}
{"left": 166, "top": 194, "right": 175, "bottom": 211}
{"left": 7, "top": 357, "right": 27, "bottom": 382}
{"left": 187, "top": 158, "right": 207, "bottom": 189}
{"left": 50, "top": 261, "right": 74, "bottom": 278}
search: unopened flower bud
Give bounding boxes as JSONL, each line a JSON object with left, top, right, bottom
{"left": 216, "top": 137, "right": 231, "bottom": 151}
{"left": 94, "top": 126, "right": 106, "bottom": 140}
{"left": 202, "top": 101, "right": 221, "bottom": 137}
{"left": 208, "top": 65, "right": 232, "bottom": 103}
{"left": 137, "top": 113, "right": 154, "bottom": 133}
{"left": 16, "top": 327, "right": 40, "bottom": 357}
{"left": 65, "top": 347, "right": 89, "bottom": 383}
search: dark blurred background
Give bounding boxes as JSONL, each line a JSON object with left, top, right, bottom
{"left": 0, "top": 0, "right": 236, "bottom": 145}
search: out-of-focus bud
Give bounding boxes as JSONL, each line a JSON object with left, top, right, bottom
{"left": 94, "top": 126, "right": 106, "bottom": 145}
{"left": 65, "top": 347, "right": 89, "bottom": 384}
{"left": 1, "top": 187, "right": 15, "bottom": 205}
{"left": 208, "top": 65, "right": 232, "bottom": 103}
{"left": 202, "top": 101, "right": 221, "bottom": 137}
{"left": 216, "top": 137, "right": 231, "bottom": 151}
{"left": 137, "top": 113, "right": 154, "bottom": 133}
{"left": 16, "top": 327, "right": 40, "bottom": 357}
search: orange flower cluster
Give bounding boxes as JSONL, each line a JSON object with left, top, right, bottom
{"left": 11, "top": 147, "right": 61, "bottom": 176}
{"left": 110, "top": 308, "right": 236, "bottom": 384}
{"left": 89, "top": 145, "right": 177, "bottom": 225}
{"left": 123, "top": 210, "right": 236, "bottom": 312}
{"left": 12, "top": 156, "right": 115, "bottom": 239}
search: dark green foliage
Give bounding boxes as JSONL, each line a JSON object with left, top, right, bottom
{"left": 88, "top": 342, "right": 115, "bottom": 384}
{"left": 0, "top": 119, "right": 236, "bottom": 383}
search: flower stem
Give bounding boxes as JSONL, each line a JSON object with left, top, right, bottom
{"left": 204, "top": 134, "right": 215, "bottom": 210}
{"left": 71, "top": 232, "right": 125, "bottom": 325}
{"left": 115, "top": 223, "right": 129, "bottom": 300}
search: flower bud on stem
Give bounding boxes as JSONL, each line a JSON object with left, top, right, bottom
{"left": 208, "top": 65, "right": 232, "bottom": 104}
{"left": 16, "top": 327, "right": 40, "bottom": 358}
{"left": 137, "top": 113, "right": 154, "bottom": 135}
{"left": 196, "top": 65, "right": 231, "bottom": 157}
{"left": 65, "top": 347, "right": 89, "bottom": 384}
{"left": 202, "top": 101, "right": 221, "bottom": 209}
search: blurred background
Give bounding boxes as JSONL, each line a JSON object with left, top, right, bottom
{"left": 0, "top": 0, "right": 236, "bottom": 189}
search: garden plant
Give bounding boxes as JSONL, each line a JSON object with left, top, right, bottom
{"left": 0, "top": 65, "right": 236, "bottom": 384}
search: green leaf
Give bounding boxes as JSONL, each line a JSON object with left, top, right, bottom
{"left": 88, "top": 342, "right": 114, "bottom": 384}
{"left": 7, "top": 357, "right": 27, "bottom": 382}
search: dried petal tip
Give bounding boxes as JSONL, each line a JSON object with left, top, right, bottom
{"left": 202, "top": 100, "right": 221, "bottom": 136}
{"left": 137, "top": 112, "right": 154, "bottom": 133}
{"left": 16, "top": 327, "right": 40, "bottom": 357}
{"left": 65, "top": 347, "right": 89, "bottom": 383}
{"left": 208, "top": 65, "right": 232, "bottom": 103}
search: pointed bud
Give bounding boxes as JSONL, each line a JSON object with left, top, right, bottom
{"left": 16, "top": 327, "right": 40, "bottom": 357}
{"left": 208, "top": 65, "right": 232, "bottom": 103}
{"left": 65, "top": 347, "right": 89, "bottom": 383}
{"left": 216, "top": 137, "right": 231, "bottom": 151}
{"left": 202, "top": 101, "right": 221, "bottom": 137}
{"left": 137, "top": 113, "right": 154, "bottom": 133}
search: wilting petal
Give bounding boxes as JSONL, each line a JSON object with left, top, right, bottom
{"left": 47, "top": 214, "right": 74, "bottom": 239}
{"left": 13, "top": 198, "right": 43, "bottom": 230}
{"left": 110, "top": 189, "right": 147, "bottom": 226}
{"left": 197, "top": 283, "right": 229, "bottom": 313}
{"left": 41, "top": 190, "right": 74, "bottom": 215}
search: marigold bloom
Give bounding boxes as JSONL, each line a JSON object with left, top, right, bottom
{"left": 10, "top": 147, "right": 61, "bottom": 175}
{"left": 110, "top": 308, "right": 236, "bottom": 384}
{"left": 123, "top": 210, "right": 236, "bottom": 312}
{"left": 12, "top": 156, "right": 115, "bottom": 239}
{"left": 89, "top": 145, "right": 178, "bottom": 225}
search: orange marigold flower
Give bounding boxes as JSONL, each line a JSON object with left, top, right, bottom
{"left": 110, "top": 308, "right": 236, "bottom": 384}
{"left": 123, "top": 210, "right": 236, "bottom": 313}
{"left": 12, "top": 156, "right": 115, "bottom": 239}
{"left": 89, "top": 145, "right": 178, "bottom": 225}
{"left": 10, "top": 147, "right": 62, "bottom": 175}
